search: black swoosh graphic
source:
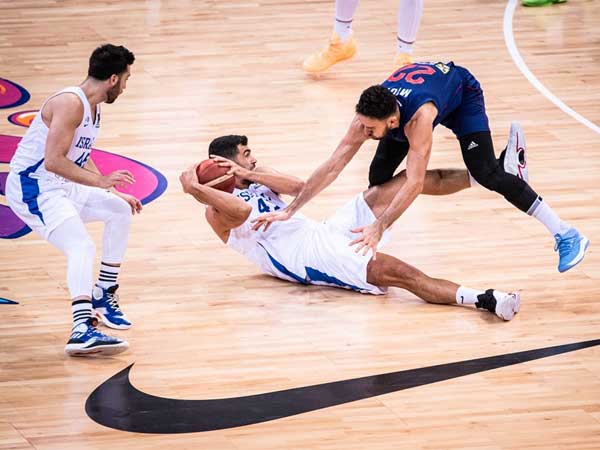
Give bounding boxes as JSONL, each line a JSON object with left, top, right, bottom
{"left": 86, "top": 339, "right": 600, "bottom": 434}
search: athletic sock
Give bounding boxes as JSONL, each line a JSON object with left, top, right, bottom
{"left": 97, "top": 262, "right": 120, "bottom": 289}
{"left": 72, "top": 298, "right": 92, "bottom": 329}
{"left": 456, "top": 286, "right": 483, "bottom": 305}
{"left": 530, "top": 200, "right": 570, "bottom": 236}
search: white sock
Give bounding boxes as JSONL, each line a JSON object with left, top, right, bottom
{"left": 530, "top": 200, "right": 569, "bottom": 236}
{"left": 334, "top": 0, "right": 359, "bottom": 42}
{"left": 456, "top": 286, "right": 483, "bottom": 305}
{"left": 72, "top": 298, "right": 92, "bottom": 329}
{"left": 334, "top": 19, "right": 353, "bottom": 42}
{"left": 396, "top": 0, "right": 423, "bottom": 54}
{"left": 97, "top": 262, "right": 120, "bottom": 289}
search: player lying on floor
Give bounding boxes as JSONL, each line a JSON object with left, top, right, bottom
{"left": 180, "top": 135, "right": 520, "bottom": 320}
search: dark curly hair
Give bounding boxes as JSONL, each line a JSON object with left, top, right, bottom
{"left": 88, "top": 44, "right": 135, "bottom": 80}
{"left": 208, "top": 135, "right": 248, "bottom": 160}
{"left": 355, "top": 85, "right": 398, "bottom": 120}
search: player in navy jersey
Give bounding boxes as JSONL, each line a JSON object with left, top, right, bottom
{"left": 253, "top": 61, "right": 589, "bottom": 273}
{"left": 179, "top": 135, "right": 520, "bottom": 320}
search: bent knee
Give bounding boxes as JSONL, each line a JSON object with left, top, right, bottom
{"left": 107, "top": 195, "right": 133, "bottom": 223}
{"left": 470, "top": 164, "right": 504, "bottom": 191}
{"left": 68, "top": 237, "right": 96, "bottom": 260}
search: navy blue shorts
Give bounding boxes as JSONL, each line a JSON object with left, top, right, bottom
{"left": 441, "top": 65, "right": 490, "bottom": 137}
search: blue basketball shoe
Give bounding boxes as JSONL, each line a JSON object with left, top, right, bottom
{"left": 554, "top": 228, "right": 590, "bottom": 273}
{"left": 65, "top": 318, "right": 129, "bottom": 356}
{"left": 92, "top": 284, "right": 132, "bottom": 329}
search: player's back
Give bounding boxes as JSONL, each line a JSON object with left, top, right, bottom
{"left": 382, "top": 61, "right": 479, "bottom": 138}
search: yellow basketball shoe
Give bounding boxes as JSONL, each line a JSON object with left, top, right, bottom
{"left": 393, "top": 53, "right": 413, "bottom": 71}
{"left": 302, "top": 32, "right": 357, "bottom": 73}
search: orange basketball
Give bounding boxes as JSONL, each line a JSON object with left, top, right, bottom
{"left": 195, "top": 159, "right": 236, "bottom": 193}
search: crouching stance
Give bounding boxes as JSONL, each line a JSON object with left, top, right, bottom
{"left": 6, "top": 45, "right": 140, "bottom": 356}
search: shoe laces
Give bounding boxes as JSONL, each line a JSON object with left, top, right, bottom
{"left": 554, "top": 233, "right": 574, "bottom": 253}
{"left": 106, "top": 290, "right": 122, "bottom": 313}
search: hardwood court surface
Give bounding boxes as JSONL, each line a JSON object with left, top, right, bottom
{"left": 1, "top": 0, "right": 599, "bottom": 448}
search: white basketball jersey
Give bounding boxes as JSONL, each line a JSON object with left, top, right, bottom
{"left": 227, "top": 184, "right": 316, "bottom": 283}
{"left": 9, "top": 87, "right": 100, "bottom": 185}
{"left": 226, "top": 184, "right": 389, "bottom": 295}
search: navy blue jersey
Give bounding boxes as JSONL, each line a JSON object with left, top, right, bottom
{"left": 381, "top": 61, "right": 490, "bottom": 140}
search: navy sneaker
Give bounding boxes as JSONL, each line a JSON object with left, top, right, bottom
{"left": 65, "top": 318, "right": 129, "bottom": 356}
{"left": 92, "top": 284, "right": 132, "bottom": 330}
{"left": 554, "top": 228, "right": 590, "bottom": 273}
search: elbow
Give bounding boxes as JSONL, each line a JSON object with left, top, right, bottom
{"left": 44, "top": 158, "right": 57, "bottom": 173}
{"left": 238, "top": 203, "right": 252, "bottom": 221}
{"left": 293, "top": 180, "right": 305, "bottom": 196}
{"left": 225, "top": 202, "right": 252, "bottom": 229}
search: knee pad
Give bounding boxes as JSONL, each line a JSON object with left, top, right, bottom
{"left": 471, "top": 164, "right": 504, "bottom": 192}
{"left": 471, "top": 164, "right": 537, "bottom": 212}
{"left": 108, "top": 196, "right": 133, "bottom": 225}
{"left": 67, "top": 237, "right": 96, "bottom": 263}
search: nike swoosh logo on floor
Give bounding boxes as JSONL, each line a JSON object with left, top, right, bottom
{"left": 85, "top": 339, "right": 600, "bottom": 434}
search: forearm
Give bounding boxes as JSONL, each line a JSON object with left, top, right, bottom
{"left": 378, "top": 181, "right": 422, "bottom": 229}
{"left": 84, "top": 157, "right": 101, "bottom": 176}
{"left": 187, "top": 181, "right": 249, "bottom": 217}
{"left": 246, "top": 170, "right": 304, "bottom": 196}
{"left": 285, "top": 159, "right": 341, "bottom": 214}
{"left": 85, "top": 158, "right": 122, "bottom": 196}
{"left": 45, "top": 156, "right": 103, "bottom": 187}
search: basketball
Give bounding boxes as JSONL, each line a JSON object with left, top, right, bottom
{"left": 196, "top": 159, "right": 236, "bottom": 193}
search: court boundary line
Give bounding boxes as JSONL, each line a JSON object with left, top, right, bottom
{"left": 503, "top": 0, "right": 600, "bottom": 135}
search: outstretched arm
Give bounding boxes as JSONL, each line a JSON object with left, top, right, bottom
{"left": 350, "top": 103, "right": 437, "bottom": 258}
{"left": 179, "top": 165, "right": 251, "bottom": 243}
{"left": 252, "top": 115, "right": 368, "bottom": 230}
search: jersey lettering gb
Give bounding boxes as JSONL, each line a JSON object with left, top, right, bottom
{"left": 382, "top": 61, "right": 490, "bottom": 140}
{"left": 9, "top": 87, "right": 101, "bottom": 186}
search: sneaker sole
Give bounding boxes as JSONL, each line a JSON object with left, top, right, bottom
{"left": 559, "top": 237, "right": 590, "bottom": 273}
{"left": 65, "top": 342, "right": 129, "bottom": 357}
{"left": 507, "top": 122, "right": 529, "bottom": 183}
{"left": 497, "top": 292, "right": 520, "bottom": 321}
{"left": 94, "top": 311, "right": 132, "bottom": 330}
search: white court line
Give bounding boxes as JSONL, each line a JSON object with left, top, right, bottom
{"left": 503, "top": 0, "right": 600, "bottom": 135}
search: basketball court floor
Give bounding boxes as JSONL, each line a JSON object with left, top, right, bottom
{"left": 1, "top": 0, "right": 599, "bottom": 448}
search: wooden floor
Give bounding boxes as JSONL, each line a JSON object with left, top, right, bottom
{"left": 1, "top": 0, "right": 599, "bottom": 448}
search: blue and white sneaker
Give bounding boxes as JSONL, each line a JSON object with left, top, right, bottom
{"left": 554, "top": 228, "right": 590, "bottom": 273}
{"left": 65, "top": 318, "right": 129, "bottom": 356}
{"left": 92, "top": 284, "right": 132, "bottom": 330}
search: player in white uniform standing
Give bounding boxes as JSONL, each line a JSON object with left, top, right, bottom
{"left": 6, "top": 44, "right": 141, "bottom": 356}
{"left": 179, "top": 135, "right": 520, "bottom": 321}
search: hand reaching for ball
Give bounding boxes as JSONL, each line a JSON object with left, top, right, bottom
{"left": 210, "top": 155, "right": 249, "bottom": 179}
{"left": 179, "top": 164, "right": 199, "bottom": 194}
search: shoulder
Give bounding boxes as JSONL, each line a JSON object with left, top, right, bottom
{"left": 44, "top": 92, "right": 84, "bottom": 126}
{"left": 416, "top": 101, "right": 438, "bottom": 116}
